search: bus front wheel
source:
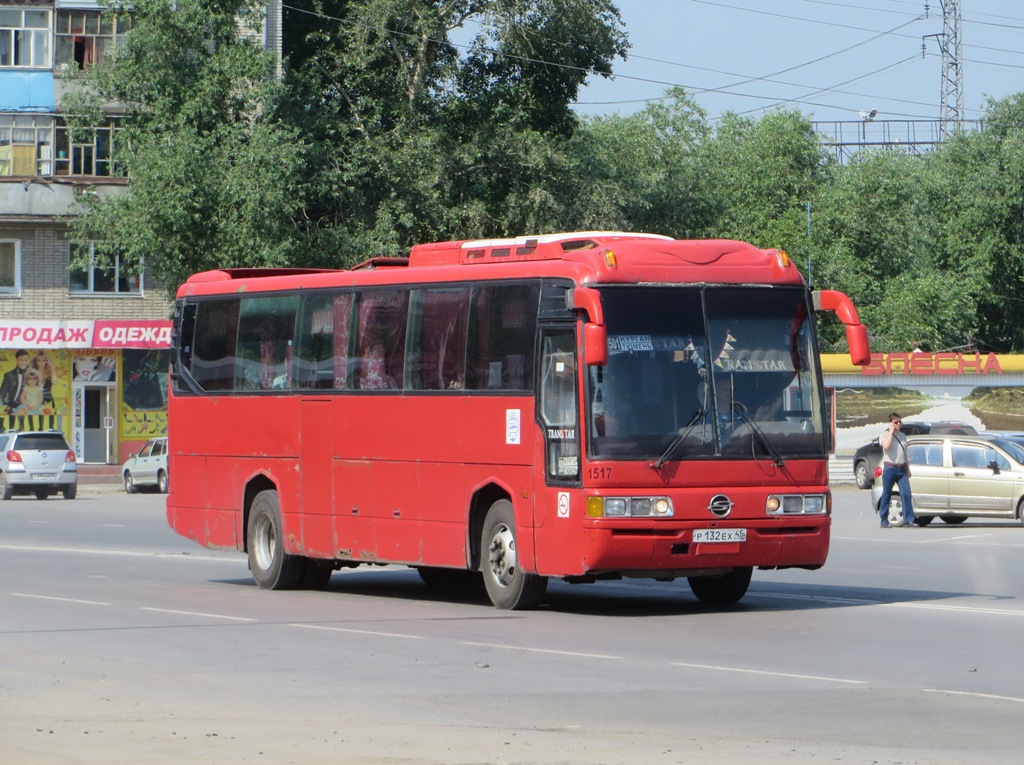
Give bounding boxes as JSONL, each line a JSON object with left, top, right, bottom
{"left": 481, "top": 500, "right": 547, "bottom": 610}
{"left": 248, "top": 490, "right": 304, "bottom": 590}
{"left": 687, "top": 567, "right": 752, "bottom": 605}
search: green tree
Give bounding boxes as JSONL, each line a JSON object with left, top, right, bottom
{"left": 279, "top": 0, "right": 628, "bottom": 255}
{"left": 566, "top": 87, "right": 718, "bottom": 235}
{"left": 810, "top": 148, "right": 982, "bottom": 352}
{"left": 928, "top": 94, "right": 1024, "bottom": 351}
{"left": 66, "top": 0, "right": 629, "bottom": 293}
{"left": 698, "top": 110, "right": 831, "bottom": 262}
{"left": 65, "top": 0, "right": 312, "bottom": 295}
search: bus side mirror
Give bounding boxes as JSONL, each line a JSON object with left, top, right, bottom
{"left": 813, "top": 289, "right": 871, "bottom": 366}
{"left": 845, "top": 323, "right": 870, "bottom": 367}
{"left": 570, "top": 287, "right": 608, "bottom": 366}
{"left": 584, "top": 323, "right": 608, "bottom": 367}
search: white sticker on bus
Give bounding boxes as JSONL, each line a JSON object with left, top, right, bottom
{"left": 557, "top": 492, "right": 570, "bottom": 518}
{"left": 506, "top": 408, "right": 521, "bottom": 445}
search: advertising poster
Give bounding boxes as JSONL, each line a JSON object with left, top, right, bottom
{"left": 0, "top": 348, "right": 71, "bottom": 436}
{"left": 121, "top": 349, "right": 169, "bottom": 439}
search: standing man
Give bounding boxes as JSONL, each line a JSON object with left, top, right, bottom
{"left": 878, "top": 412, "right": 917, "bottom": 528}
{"left": 0, "top": 349, "right": 30, "bottom": 431}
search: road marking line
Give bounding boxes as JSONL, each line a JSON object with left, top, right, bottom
{"left": 140, "top": 607, "right": 256, "bottom": 622}
{"left": 462, "top": 641, "right": 620, "bottom": 659}
{"left": 749, "top": 591, "right": 876, "bottom": 605}
{"left": 0, "top": 544, "right": 239, "bottom": 561}
{"left": 12, "top": 593, "right": 110, "bottom": 606}
{"left": 290, "top": 623, "right": 422, "bottom": 639}
{"left": 880, "top": 601, "right": 1024, "bottom": 617}
{"left": 924, "top": 688, "right": 1024, "bottom": 704}
{"left": 672, "top": 662, "right": 865, "bottom": 684}
{"left": 753, "top": 591, "right": 1024, "bottom": 618}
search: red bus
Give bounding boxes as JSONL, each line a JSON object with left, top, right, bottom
{"left": 166, "top": 232, "right": 869, "bottom": 609}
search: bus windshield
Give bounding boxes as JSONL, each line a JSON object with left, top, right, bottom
{"left": 587, "top": 286, "right": 825, "bottom": 461}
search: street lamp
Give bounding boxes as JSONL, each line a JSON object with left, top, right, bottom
{"left": 859, "top": 108, "right": 878, "bottom": 142}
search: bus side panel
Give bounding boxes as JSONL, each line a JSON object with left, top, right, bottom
{"left": 168, "top": 395, "right": 303, "bottom": 551}
{"left": 463, "top": 463, "right": 536, "bottom": 569}
{"left": 328, "top": 395, "right": 536, "bottom": 567}
{"left": 299, "top": 399, "right": 335, "bottom": 558}
{"left": 531, "top": 485, "right": 590, "bottom": 577}
{"left": 166, "top": 454, "right": 241, "bottom": 550}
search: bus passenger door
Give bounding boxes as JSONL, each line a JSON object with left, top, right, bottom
{"left": 300, "top": 399, "right": 334, "bottom": 557}
{"left": 532, "top": 327, "right": 586, "bottom": 576}
{"left": 538, "top": 329, "right": 580, "bottom": 484}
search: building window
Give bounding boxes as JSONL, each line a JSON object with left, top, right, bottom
{"left": 0, "top": 8, "right": 50, "bottom": 68}
{"left": 70, "top": 243, "right": 142, "bottom": 294}
{"left": 0, "top": 240, "right": 21, "bottom": 294}
{"left": 55, "top": 121, "right": 118, "bottom": 176}
{"left": 55, "top": 10, "right": 126, "bottom": 72}
{"left": 0, "top": 115, "right": 54, "bottom": 176}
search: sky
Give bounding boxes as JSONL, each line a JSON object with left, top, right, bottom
{"left": 571, "top": 0, "right": 1024, "bottom": 127}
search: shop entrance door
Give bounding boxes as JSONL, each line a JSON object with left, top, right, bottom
{"left": 82, "top": 385, "right": 116, "bottom": 463}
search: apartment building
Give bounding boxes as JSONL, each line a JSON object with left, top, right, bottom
{"left": 1, "top": 1, "right": 171, "bottom": 465}
{"left": 0, "top": 0, "right": 281, "bottom": 465}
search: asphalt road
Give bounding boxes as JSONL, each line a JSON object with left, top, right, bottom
{"left": 2, "top": 485, "right": 1023, "bottom": 764}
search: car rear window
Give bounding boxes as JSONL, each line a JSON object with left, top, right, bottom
{"left": 15, "top": 434, "right": 71, "bottom": 451}
{"left": 930, "top": 424, "right": 977, "bottom": 435}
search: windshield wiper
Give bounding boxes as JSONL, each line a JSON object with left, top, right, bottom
{"left": 653, "top": 409, "right": 706, "bottom": 470}
{"left": 731, "top": 402, "right": 785, "bottom": 467}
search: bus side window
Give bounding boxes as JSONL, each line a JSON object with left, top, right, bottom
{"left": 295, "top": 291, "right": 352, "bottom": 389}
{"left": 465, "top": 283, "right": 539, "bottom": 391}
{"left": 191, "top": 299, "right": 240, "bottom": 391}
{"left": 235, "top": 296, "right": 298, "bottom": 391}
{"left": 353, "top": 289, "right": 408, "bottom": 390}
{"left": 407, "top": 288, "right": 469, "bottom": 391}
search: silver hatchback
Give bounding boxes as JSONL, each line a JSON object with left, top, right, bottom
{"left": 871, "top": 434, "right": 1024, "bottom": 526}
{"left": 0, "top": 430, "right": 78, "bottom": 500}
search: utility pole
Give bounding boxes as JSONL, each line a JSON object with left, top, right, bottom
{"left": 937, "top": 0, "right": 963, "bottom": 141}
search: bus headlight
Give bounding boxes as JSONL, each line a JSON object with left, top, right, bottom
{"left": 765, "top": 494, "right": 828, "bottom": 515}
{"left": 586, "top": 496, "right": 674, "bottom": 518}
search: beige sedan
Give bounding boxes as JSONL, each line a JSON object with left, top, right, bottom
{"left": 870, "top": 434, "right": 1024, "bottom": 526}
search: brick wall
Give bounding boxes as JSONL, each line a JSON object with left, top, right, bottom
{"left": 0, "top": 222, "right": 172, "bottom": 321}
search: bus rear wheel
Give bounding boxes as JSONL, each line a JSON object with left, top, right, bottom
{"left": 687, "top": 567, "right": 752, "bottom": 605}
{"left": 481, "top": 499, "right": 547, "bottom": 610}
{"left": 248, "top": 490, "right": 305, "bottom": 590}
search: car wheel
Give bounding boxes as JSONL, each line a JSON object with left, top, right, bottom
{"left": 247, "top": 490, "right": 304, "bottom": 590}
{"left": 940, "top": 515, "right": 967, "bottom": 525}
{"left": 0, "top": 473, "right": 12, "bottom": 501}
{"left": 688, "top": 567, "right": 753, "bottom": 604}
{"left": 1017, "top": 498, "right": 1024, "bottom": 527}
{"left": 854, "top": 460, "right": 872, "bottom": 489}
{"left": 914, "top": 516, "right": 934, "bottom": 526}
{"left": 157, "top": 470, "right": 168, "bottom": 494}
{"left": 62, "top": 484, "right": 77, "bottom": 500}
{"left": 880, "top": 495, "right": 903, "bottom": 526}
{"left": 124, "top": 471, "right": 137, "bottom": 494}
{"left": 481, "top": 499, "right": 547, "bottom": 610}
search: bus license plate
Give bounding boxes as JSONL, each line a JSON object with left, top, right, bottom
{"left": 694, "top": 528, "right": 746, "bottom": 543}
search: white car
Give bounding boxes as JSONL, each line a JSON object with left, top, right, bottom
{"left": 122, "top": 437, "right": 168, "bottom": 493}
